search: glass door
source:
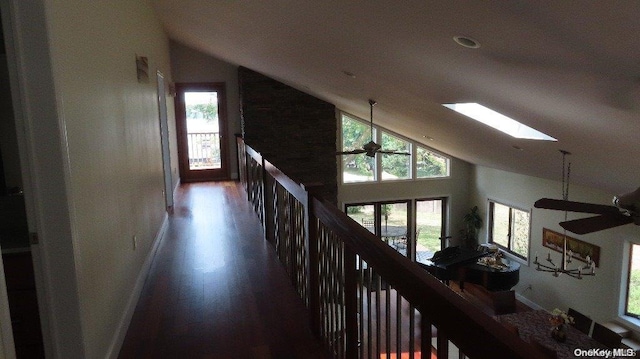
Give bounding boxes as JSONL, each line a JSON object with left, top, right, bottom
{"left": 175, "top": 83, "right": 229, "bottom": 182}
{"left": 378, "top": 201, "right": 409, "bottom": 256}
{"left": 415, "top": 198, "right": 446, "bottom": 264}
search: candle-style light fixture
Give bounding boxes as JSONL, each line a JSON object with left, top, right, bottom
{"left": 534, "top": 150, "right": 595, "bottom": 279}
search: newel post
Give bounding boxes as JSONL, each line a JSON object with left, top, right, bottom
{"left": 302, "top": 183, "right": 323, "bottom": 337}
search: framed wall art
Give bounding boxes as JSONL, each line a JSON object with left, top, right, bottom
{"left": 542, "top": 228, "right": 600, "bottom": 267}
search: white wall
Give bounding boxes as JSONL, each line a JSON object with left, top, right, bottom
{"left": 5, "top": 0, "right": 175, "bottom": 357}
{"left": 170, "top": 40, "right": 241, "bottom": 179}
{"left": 471, "top": 166, "right": 639, "bottom": 326}
{"left": 338, "top": 156, "right": 474, "bottom": 241}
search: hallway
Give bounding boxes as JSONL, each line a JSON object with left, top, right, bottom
{"left": 118, "top": 181, "right": 328, "bottom": 358}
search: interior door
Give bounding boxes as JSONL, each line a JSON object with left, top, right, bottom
{"left": 175, "top": 82, "right": 229, "bottom": 182}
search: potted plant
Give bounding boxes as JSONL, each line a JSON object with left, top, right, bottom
{"left": 461, "top": 206, "right": 483, "bottom": 249}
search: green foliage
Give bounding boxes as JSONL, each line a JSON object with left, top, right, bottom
{"left": 461, "top": 206, "right": 483, "bottom": 248}
{"left": 629, "top": 268, "right": 640, "bottom": 316}
{"left": 187, "top": 103, "right": 218, "bottom": 122}
{"left": 381, "top": 133, "right": 410, "bottom": 178}
{"left": 417, "top": 147, "right": 447, "bottom": 177}
{"left": 512, "top": 209, "right": 530, "bottom": 258}
{"left": 381, "top": 204, "right": 393, "bottom": 216}
{"left": 342, "top": 116, "right": 373, "bottom": 176}
{"left": 340, "top": 114, "right": 449, "bottom": 180}
{"left": 346, "top": 206, "right": 363, "bottom": 214}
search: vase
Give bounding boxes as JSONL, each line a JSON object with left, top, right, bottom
{"left": 550, "top": 324, "right": 567, "bottom": 342}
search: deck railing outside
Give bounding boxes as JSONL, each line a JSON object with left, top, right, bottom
{"left": 187, "top": 132, "right": 220, "bottom": 169}
{"left": 236, "top": 136, "right": 550, "bottom": 359}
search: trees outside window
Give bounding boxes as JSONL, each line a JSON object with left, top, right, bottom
{"left": 340, "top": 113, "right": 449, "bottom": 183}
{"left": 626, "top": 243, "right": 640, "bottom": 318}
{"left": 342, "top": 114, "right": 375, "bottom": 183}
{"left": 381, "top": 132, "right": 410, "bottom": 180}
{"left": 489, "top": 201, "right": 530, "bottom": 260}
{"left": 416, "top": 146, "right": 449, "bottom": 178}
{"left": 346, "top": 198, "right": 446, "bottom": 264}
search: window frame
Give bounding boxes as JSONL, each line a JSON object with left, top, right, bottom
{"left": 345, "top": 197, "right": 449, "bottom": 263}
{"left": 487, "top": 200, "right": 531, "bottom": 262}
{"left": 380, "top": 131, "right": 412, "bottom": 181}
{"left": 339, "top": 111, "right": 450, "bottom": 184}
{"left": 415, "top": 145, "right": 450, "bottom": 179}
{"left": 624, "top": 242, "right": 640, "bottom": 319}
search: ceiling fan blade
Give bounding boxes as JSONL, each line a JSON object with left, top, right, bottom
{"left": 534, "top": 198, "right": 620, "bottom": 215}
{"left": 377, "top": 150, "right": 411, "bottom": 155}
{"left": 559, "top": 214, "right": 634, "bottom": 235}
{"left": 336, "top": 149, "right": 366, "bottom": 155}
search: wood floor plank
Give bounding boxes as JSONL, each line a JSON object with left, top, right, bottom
{"left": 119, "top": 181, "right": 329, "bottom": 359}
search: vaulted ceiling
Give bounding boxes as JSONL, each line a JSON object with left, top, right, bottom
{"left": 153, "top": 1, "right": 640, "bottom": 197}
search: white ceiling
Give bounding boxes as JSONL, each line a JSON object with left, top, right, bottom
{"left": 153, "top": 0, "right": 640, "bottom": 196}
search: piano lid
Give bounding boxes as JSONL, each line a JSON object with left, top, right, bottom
{"left": 428, "top": 246, "right": 488, "bottom": 268}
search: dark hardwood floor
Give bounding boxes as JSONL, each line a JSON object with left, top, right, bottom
{"left": 119, "top": 181, "right": 329, "bottom": 359}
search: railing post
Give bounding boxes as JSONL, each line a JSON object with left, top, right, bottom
{"left": 261, "top": 156, "right": 271, "bottom": 241}
{"left": 302, "top": 184, "right": 324, "bottom": 338}
{"left": 344, "top": 245, "right": 358, "bottom": 358}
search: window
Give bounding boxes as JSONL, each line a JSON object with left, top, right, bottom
{"left": 415, "top": 198, "right": 446, "bottom": 264}
{"left": 342, "top": 114, "right": 375, "bottom": 183}
{"left": 416, "top": 146, "right": 449, "bottom": 178}
{"left": 489, "top": 201, "right": 530, "bottom": 259}
{"left": 346, "top": 198, "right": 447, "bottom": 263}
{"left": 626, "top": 243, "right": 640, "bottom": 318}
{"left": 346, "top": 204, "right": 376, "bottom": 233}
{"left": 381, "top": 132, "right": 411, "bottom": 180}
{"left": 340, "top": 112, "right": 450, "bottom": 183}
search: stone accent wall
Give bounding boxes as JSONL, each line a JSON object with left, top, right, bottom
{"left": 239, "top": 67, "right": 337, "bottom": 204}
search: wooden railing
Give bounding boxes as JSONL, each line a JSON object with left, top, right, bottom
{"left": 236, "top": 136, "right": 550, "bottom": 359}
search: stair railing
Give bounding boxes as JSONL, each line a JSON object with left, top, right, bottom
{"left": 236, "top": 136, "right": 550, "bottom": 359}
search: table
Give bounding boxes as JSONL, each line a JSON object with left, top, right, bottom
{"left": 497, "top": 310, "right": 606, "bottom": 359}
{"left": 364, "top": 225, "right": 407, "bottom": 242}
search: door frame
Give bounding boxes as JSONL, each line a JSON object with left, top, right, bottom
{"left": 174, "top": 82, "right": 230, "bottom": 182}
{"left": 156, "top": 71, "right": 173, "bottom": 208}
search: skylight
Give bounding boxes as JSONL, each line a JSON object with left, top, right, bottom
{"left": 443, "top": 103, "right": 557, "bottom": 141}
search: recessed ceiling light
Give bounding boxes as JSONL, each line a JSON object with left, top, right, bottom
{"left": 453, "top": 35, "right": 480, "bottom": 49}
{"left": 443, "top": 102, "right": 557, "bottom": 141}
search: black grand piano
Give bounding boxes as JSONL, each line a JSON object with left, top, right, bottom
{"left": 419, "top": 246, "right": 520, "bottom": 292}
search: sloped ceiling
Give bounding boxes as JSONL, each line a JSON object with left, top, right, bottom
{"left": 153, "top": 0, "right": 640, "bottom": 197}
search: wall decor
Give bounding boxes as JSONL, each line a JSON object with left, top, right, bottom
{"left": 542, "top": 228, "right": 600, "bottom": 267}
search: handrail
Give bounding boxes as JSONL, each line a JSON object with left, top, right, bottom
{"left": 312, "top": 198, "right": 542, "bottom": 358}
{"left": 236, "top": 136, "right": 550, "bottom": 359}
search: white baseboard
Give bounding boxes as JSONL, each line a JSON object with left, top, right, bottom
{"left": 106, "top": 213, "right": 169, "bottom": 359}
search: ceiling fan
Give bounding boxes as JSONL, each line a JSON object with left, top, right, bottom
{"left": 534, "top": 187, "right": 640, "bottom": 235}
{"left": 337, "top": 99, "right": 410, "bottom": 158}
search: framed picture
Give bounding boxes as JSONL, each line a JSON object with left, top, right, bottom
{"left": 542, "top": 228, "right": 600, "bottom": 267}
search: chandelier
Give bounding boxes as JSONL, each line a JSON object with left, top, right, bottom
{"left": 534, "top": 150, "right": 595, "bottom": 279}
